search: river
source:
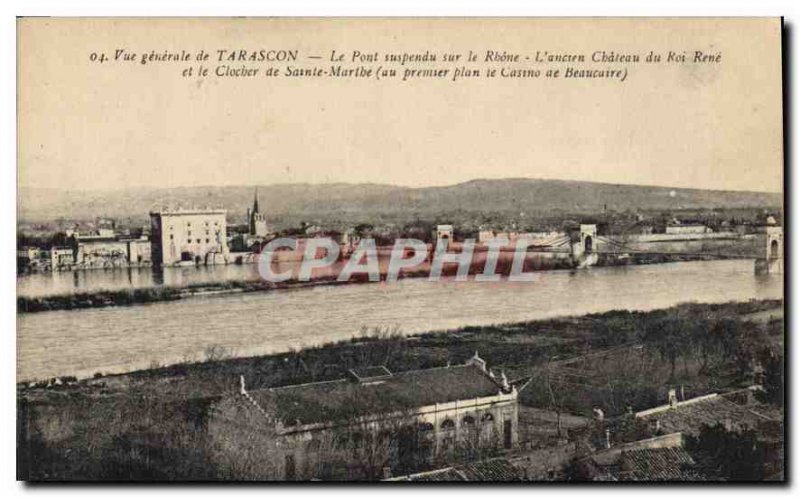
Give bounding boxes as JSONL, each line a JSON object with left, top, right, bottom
{"left": 16, "top": 259, "right": 782, "bottom": 382}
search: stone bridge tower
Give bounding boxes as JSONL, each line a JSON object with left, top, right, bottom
{"left": 571, "top": 224, "right": 598, "bottom": 268}
{"left": 754, "top": 221, "right": 783, "bottom": 275}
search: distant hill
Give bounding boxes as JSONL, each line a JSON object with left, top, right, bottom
{"left": 18, "top": 179, "right": 782, "bottom": 228}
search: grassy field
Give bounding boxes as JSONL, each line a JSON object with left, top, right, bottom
{"left": 17, "top": 298, "right": 783, "bottom": 481}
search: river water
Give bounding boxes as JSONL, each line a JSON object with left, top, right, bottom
{"left": 16, "top": 260, "right": 782, "bottom": 381}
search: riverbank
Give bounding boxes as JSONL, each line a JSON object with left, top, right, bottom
{"left": 17, "top": 298, "right": 783, "bottom": 480}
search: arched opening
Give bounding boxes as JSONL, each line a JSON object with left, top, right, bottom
{"left": 584, "top": 235, "right": 593, "bottom": 253}
{"left": 441, "top": 419, "right": 455, "bottom": 430}
{"left": 418, "top": 422, "right": 434, "bottom": 433}
{"left": 770, "top": 239, "right": 780, "bottom": 259}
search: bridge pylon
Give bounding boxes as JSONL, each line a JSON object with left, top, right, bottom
{"left": 571, "top": 224, "right": 599, "bottom": 268}
{"left": 754, "top": 223, "right": 783, "bottom": 275}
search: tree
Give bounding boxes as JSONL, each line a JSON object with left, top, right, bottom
{"left": 640, "top": 315, "right": 691, "bottom": 379}
{"left": 755, "top": 348, "right": 784, "bottom": 407}
{"left": 684, "top": 424, "right": 768, "bottom": 481}
{"left": 562, "top": 456, "right": 598, "bottom": 481}
{"left": 694, "top": 318, "right": 738, "bottom": 374}
{"left": 352, "top": 223, "right": 374, "bottom": 238}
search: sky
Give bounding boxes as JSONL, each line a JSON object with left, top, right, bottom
{"left": 18, "top": 18, "right": 783, "bottom": 193}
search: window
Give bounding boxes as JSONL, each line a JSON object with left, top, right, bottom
{"left": 205, "top": 239, "right": 210, "bottom": 244}
{"left": 187, "top": 239, "right": 192, "bottom": 244}
{"left": 462, "top": 415, "right": 476, "bottom": 426}
{"left": 188, "top": 231, "right": 192, "bottom": 236}
{"left": 284, "top": 454, "right": 296, "bottom": 480}
{"left": 169, "top": 234, "right": 173, "bottom": 240}
{"left": 503, "top": 419, "right": 513, "bottom": 449}
{"left": 481, "top": 413, "right": 494, "bottom": 423}
{"left": 441, "top": 419, "right": 455, "bottom": 430}
{"left": 196, "top": 238, "right": 201, "bottom": 244}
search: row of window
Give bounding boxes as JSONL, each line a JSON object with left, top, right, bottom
{"left": 168, "top": 234, "right": 220, "bottom": 244}
{"left": 170, "top": 221, "right": 220, "bottom": 228}
{"left": 422, "top": 412, "right": 494, "bottom": 432}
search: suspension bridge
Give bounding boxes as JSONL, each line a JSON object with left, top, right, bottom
{"left": 484, "top": 223, "right": 784, "bottom": 275}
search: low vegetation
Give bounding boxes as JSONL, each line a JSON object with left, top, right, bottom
{"left": 17, "top": 299, "right": 783, "bottom": 480}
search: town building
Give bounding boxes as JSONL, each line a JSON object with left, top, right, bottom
{"left": 66, "top": 228, "right": 116, "bottom": 240}
{"left": 665, "top": 224, "right": 713, "bottom": 235}
{"left": 549, "top": 388, "right": 782, "bottom": 482}
{"left": 208, "top": 353, "right": 529, "bottom": 480}
{"left": 149, "top": 208, "right": 228, "bottom": 265}
{"left": 17, "top": 246, "right": 44, "bottom": 262}
{"left": 477, "top": 230, "right": 564, "bottom": 245}
{"left": 49, "top": 246, "right": 75, "bottom": 270}
{"left": 632, "top": 388, "right": 776, "bottom": 437}
{"left": 435, "top": 224, "right": 454, "bottom": 242}
{"left": 74, "top": 236, "right": 152, "bottom": 268}
{"left": 587, "top": 433, "right": 703, "bottom": 481}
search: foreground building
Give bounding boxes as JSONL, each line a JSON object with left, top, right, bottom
{"left": 209, "top": 353, "right": 529, "bottom": 480}
{"left": 149, "top": 208, "right": 228, "bottom": 265}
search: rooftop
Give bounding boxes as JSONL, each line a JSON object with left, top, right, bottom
{"left": 387, "top": 457, "right": 522, "bottom": 482}
{"left": 635, "top": 394, "right": 772, "bottom": 435}
{"left": 589, "top": 434, "right": 704, "bottom": 482}
{"left": 616, "top": 447, "right": 701, "bottom": 481}
{"left": 150, "top": 208, "right": 226, "bottom": 216}
{"left": 247, "top": 361, "right": 510, "bottom": 427}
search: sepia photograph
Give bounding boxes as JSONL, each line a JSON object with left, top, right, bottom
{"left": 15, "top": 16, "right": 785, "bottom": 483}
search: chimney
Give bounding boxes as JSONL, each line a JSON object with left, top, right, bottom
{"left": 650, "top": 419, "right": 661, "bottom": 433}
{"left": 466, "top": 351, "right": 487, "bottom": 372}
{"left": 668, "top": 388, "right": 678, "bottom": 407}
{"left": 240, "top": 375, "right": 246, "bottom": 395}
{"left": 499, "top": 370, "right": 510, "bottom": 391}
{"left": 604, "top": 428, "right": 612, "bottom": 449}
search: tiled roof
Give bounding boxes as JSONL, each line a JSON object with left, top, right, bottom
{"left": 389, "top": 458, "right": 522, "bottom": 482}
{"left": 636, "top": 396, "right": 768, "bottom": 435}
{"left": 398, "top": 468, "right": 462, "bottom": 482}
{"left": 248, "top": 364, "right": 506, "bottom": 426}
{"left": 458, "top": 458, "right": 523, "bottom": 481}
{"left": 617, "top": 447, "right": 702, "bottom": 481}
